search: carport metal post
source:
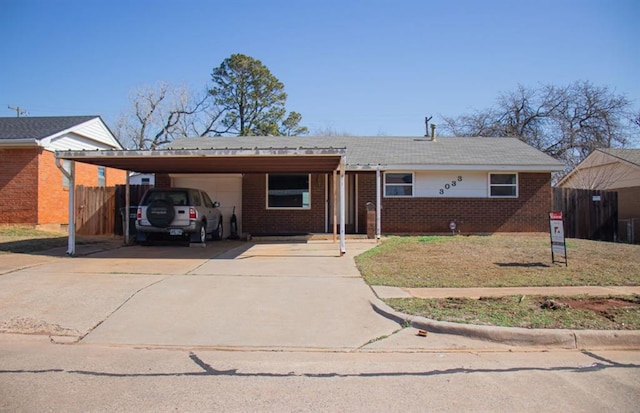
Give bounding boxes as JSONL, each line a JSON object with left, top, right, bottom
{"left": 124, "top": 171, "right": 131, "bottom": 245}
{"left": 55, "top": 156, "right": 76, "bottom": 255}
{"left": 332, "top": 169, "right": 337, "bottom": 242}
{"left": 376, "top": 168, "right": 381, "bottom": 241}
{"left": 339, "top": 155, "right": 346, "bottom": 255}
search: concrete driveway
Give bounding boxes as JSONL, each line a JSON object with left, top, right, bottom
{"left": 0, "top": 240, "right": 400, "bottom": 350}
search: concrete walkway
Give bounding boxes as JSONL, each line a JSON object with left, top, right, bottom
{"left": 0, "top": 240, "right": 401, "bottom": 350}
{"left": 1, "top": 239, "right": 639, "bottom": 351}
{"left": 372, "top": 285, "right": 640, "bottom": 299}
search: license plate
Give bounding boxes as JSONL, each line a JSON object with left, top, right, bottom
{"left": 169, "top": 229, "right": 183, "bottom": 236}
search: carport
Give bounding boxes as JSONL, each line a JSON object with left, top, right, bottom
{"left": 55, "top": 146, "right": 348, "bottom": 255}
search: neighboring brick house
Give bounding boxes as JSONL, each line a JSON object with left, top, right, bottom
{"left": 56, "top": 135, "right": 564, "bottom": 238}
{"left": 0, "top": 116, "right": 126, "bottom": 231}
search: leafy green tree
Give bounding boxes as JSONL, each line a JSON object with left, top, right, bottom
{"left": 210, "top": 53, "right": 307, "bottom": 136}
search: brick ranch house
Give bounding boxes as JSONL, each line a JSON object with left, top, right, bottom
{"left": 56, "top": 135, "right": 564, "bottom": 242}
{"left": 0, "top": 116, "right": 126, "bottom": 231}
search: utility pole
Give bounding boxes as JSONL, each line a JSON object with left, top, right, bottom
{"left": 8, "top": 105, "right": 27, "bottom": 117}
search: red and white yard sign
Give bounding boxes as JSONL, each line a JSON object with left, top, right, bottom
{"left": 549, "top": 211, "right": 567, "bottom": 266}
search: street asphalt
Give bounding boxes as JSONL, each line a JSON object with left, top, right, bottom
{"left": 0, "top": 238, "right": 638, "bottom": 351}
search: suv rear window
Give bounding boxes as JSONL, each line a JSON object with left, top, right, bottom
{"left": 143, "top": 191, "right": 189, "bottom": 206}
{"left": 191, "top": 190, "right": 202, "bottom": 206}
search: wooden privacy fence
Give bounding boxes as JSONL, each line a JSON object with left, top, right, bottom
{"left": 75, "top": 185, "right": 116, "bottom": 236}
{"left": 552, "top": 188, "right": 618, "bottom": 242}
{"left": 618, "top": 218, "right": 639, "bottom": 244}
{"left": 113, "top": 184, "right": 151, "bottom": 236}
{"left": 74, "top": 185, "right": 152, "bottom": 236}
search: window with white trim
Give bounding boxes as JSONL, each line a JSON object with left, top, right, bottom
{"left": 384, "top": 172, "right": 413, "bottom": 197}
{"left": 267, "top": 174, "right": 310, "bottom": 209}
{"left": 489, "top": 173, "right": 518, "bottom": 197}
{"left": 98, "top": 166, "right": 106, "bottom": 187}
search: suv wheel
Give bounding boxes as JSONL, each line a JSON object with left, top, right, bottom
{"left": 213, "top": 219, "right": 223, "bottom": 240}
{"left": 198, "top": 223, "right": 207, "bottom": 243}
{"left": 146, "top": 199, "right": 175, "bottom": 228}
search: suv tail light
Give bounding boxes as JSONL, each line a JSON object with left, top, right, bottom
{"left": 136, "top": 207, "right": 142, "bottom": 220}
{"left": 189, "top": 207, "right": 197, "bottom": 220}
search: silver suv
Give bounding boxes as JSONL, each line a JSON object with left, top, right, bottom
{"left": 135, "top": 187, "right": 223, "bottom": 244}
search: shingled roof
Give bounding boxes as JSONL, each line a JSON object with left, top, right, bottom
{"left": 0, "top": 116, "right": 98, "bottom": 141}
{"left": 168, "top": 136, "right": 564, "bottom": 170}
{"left": 599, "top": 148, "right": 640, "bottom": 168}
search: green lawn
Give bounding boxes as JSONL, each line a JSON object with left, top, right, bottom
{"left": 356, "top": 234, "right": 640, "bottom": 329}
{"left": 356, "top": 235, "right": 640, "bottom": 288}
{"left": 0, "top": 226, "right": 111, "bottom": 254}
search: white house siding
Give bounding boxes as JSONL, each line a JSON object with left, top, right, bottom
{"left": 71, "top": 118, "right": 122, "bottom": 148}
{"left": 129, "top": 173, "right": 155, "bottom": 185}
{"left": 413, "top": 171, "right": 488, "bottom": 198}
{"left": 170, "top": 174, "right": 243, "bottom": 238}
{"left": 48, "top": 132, "right": 117, "bottom": 151}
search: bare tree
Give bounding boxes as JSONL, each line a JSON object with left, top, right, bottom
{"left": 173, "top": 87, "right": 227, "bottom": 138}
{"left": 310, "top": 124, "right": 353, "bottom": 136}
{"left": 116, "top": 83, "right": 225, "bottom": 150}
{"left": 440, "top": 81, "right": 637, "bottom": 170}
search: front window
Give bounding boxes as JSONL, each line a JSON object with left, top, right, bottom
{"left": 385, "top": 172, "right": 413, "bottom": 197}
{"left": 489, "top": 173, "right": 518, "bottom": 197}
{"left": 98, "top": 166, "right": 106, "bottom": 187}
{"left": 267, "top": 174, "right": 310, "bottom": 209}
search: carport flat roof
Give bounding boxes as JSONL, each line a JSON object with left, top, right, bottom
{"left": 55, "top": 147, "right": 346, "bottom": 173}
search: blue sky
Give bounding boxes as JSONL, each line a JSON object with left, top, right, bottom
{"left": 1, "top": 0, "right": 638, "bottom": 136}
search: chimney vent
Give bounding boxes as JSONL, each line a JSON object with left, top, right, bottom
{"left": 430, "top": 123, "right": 437, "bottom": 141}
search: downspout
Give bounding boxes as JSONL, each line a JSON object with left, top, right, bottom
{"left": 339, "top": 155, "right": 346, "bottom": 255}
{"left": 55, "top": 156, "right": 76, "bottom": 256}
{"left": 376, "top": 168, "right": 382, "bottom": 241}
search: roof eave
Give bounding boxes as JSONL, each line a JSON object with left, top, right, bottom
{"left": 347, "top": 163, "right": 565, "bottom": 172}
{"left": 56, "top": 147, "right": 347, "bottom": 158}
{"left": 0, "top": 139, "right": 42, "bottom": 148}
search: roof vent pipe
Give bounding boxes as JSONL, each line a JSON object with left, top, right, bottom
{"left": 430, "top": 123, "right": 437, "bottom": 141}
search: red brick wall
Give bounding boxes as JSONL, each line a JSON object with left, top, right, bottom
{"left": 106, "top": 167, "right": 126, "bottom": 187}
{"left": 0, "top": 148, "right": 39, "bottom": 224}
{"left": 357, "top": 172, "right": 377, "bottom": 233}
{"left": 242, "top": 173, "right": 326, "bottom": 235}
{"left": 358, "top": 172, "right": 552, "bottom": 234}
{"left": 0, "top": 149, "right": 128, "bottom": 226}
{"left": 37, "top": 150, "right": 127, "bottom": 225}
{"left": 155, "top": 173, "right": 171, "bottom": 188}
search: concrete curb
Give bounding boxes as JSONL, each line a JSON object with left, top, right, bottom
{"left": 370, "top": 298, "right": 640, "bottom": 350}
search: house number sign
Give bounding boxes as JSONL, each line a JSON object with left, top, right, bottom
{"left": 439, "top": 176, "right": 463, "bottom": 195}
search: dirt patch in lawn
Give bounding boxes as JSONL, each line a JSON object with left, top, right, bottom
{"left": 385, "top": 295, "right": 640, "bottom": 329}
{"left": 563, "top": 297, "right": 633, "bottom": 312}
